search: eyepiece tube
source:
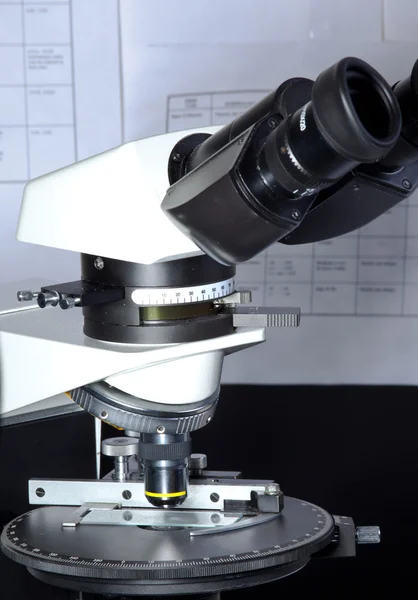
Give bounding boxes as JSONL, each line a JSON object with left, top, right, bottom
{"left": 380, "top": 59, "right": 418, "bottom": 168}
{"left": 258, "top": 57, "right": 402, "bottom": 200}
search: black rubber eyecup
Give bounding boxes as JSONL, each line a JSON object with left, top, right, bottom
{"left": 312, "top": 57, "right": 402, "bottom": 163}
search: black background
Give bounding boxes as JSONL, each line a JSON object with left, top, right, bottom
{"left": 1, "top": 384, "right": 417, "bottom": 597}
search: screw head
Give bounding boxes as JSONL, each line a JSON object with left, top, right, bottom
{"left": 403, "top": 179, "right": 412, "bottom": 190}
{"left": 35, "top": 488, "right": 45, "bottom": 498}
{"left": 122, "top": 490, "right": 132, "bottom": 500}
{"left": 94, "top": 257, "right": 105, "bottom": 270}
{"left": 268, "top": 118, "right": 278, "bottom": 128}
{"left": 265, "top": 483, "right": 281, "bottom": 496}
{"left": 291, "top": 209, "right": 301, "bottom": 221}
{"left": 210, "top": 493, "right": 220, "bottom": 503}
{"left": 156, "top": 426, "right": 166, "bottom": 434}
{"left": 123, "top": 511, "right": 133, "bottom": 522}
{"left": 172, "top": 152, "right": 181, "bottom": 162}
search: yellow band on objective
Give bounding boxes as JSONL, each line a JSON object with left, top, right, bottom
{"left": 145, "top": 491, "right": 186, "bottom": 498}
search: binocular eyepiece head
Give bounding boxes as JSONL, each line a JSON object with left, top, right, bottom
{"left": 163, "top": 56, "right": 412, "bottom": 265}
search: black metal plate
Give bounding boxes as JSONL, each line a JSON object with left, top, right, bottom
{"left": 1, "top": 497, "right": 333, "bottom": 583}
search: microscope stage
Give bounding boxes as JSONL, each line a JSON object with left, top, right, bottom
{"left": 1, "top": 497, "right": 334, "bottom": 595}
{"left": 1, "top": 497, "right": 334, "bottom": 596}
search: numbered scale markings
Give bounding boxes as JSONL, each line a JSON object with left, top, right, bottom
{"left": 131, "top": 278, "right": 235, "bottom": 306}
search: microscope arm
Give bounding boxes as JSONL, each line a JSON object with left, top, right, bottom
{"left": 16, "top": 127, "right": 222, "bottom": 265}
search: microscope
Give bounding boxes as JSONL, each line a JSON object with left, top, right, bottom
{"left": 2, "top": 55, "right": 418, "bottom": 599}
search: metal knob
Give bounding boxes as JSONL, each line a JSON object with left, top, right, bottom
{"left": 101, "top": 437, "right": 139, "bottom": 457}
{"left": 356, "top": 526, "right": 381, "bottom": 544}
{"left": 59, "top": 296, "right": 81, "bottom": 310}
{"left": 102, "top": 437, "right": 139, "bottom": 482}
{"left": 17, "top": 290, "right": 39, "bottom": 302}
{"left": 190, "top": 453, "right": 207, "bottom": 470}
{"left": 37, "top": 291, "right": 60, "bottom": 308}
{"left": 264, "top": 483, "right": 281, "bottom": 496}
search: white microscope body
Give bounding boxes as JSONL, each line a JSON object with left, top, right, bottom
{"left": 0, "top": 126, "right": 267, "bottom": 418}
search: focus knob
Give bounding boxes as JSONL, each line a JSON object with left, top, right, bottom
{"left": 101, "top": 437, "right": 139, "bottom": 456}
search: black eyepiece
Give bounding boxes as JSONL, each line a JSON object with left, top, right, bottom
{"left": 380, "top": 58, "right": 418, "bottom": 168}
{"left": 259, "top": 57, "right": 402, "bottom": 200}
{"left": 163, "top": 57, "right": 403, "bottom": 265}
{"left": 313, "top": 57, "right": 401, "bottom": 161}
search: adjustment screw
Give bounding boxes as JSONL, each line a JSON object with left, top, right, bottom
{"left": 102, "top": 437, "right": 140, "bottom": 482}
{"left": 291, "top": 209, "right": 301, "bottom": 221}
{"left": 156, "top": 426, "right": 166, "bottom": 434}
{"left": 356, "top": 526, "right": 381, "bottom": 544}
{"left": 17, "top": 290, "right": 38, "bottom": 302}
{"left": 402, "top": 179, "right": 412, "bottom": 190}
{"left": 210, "top": 493, "right": 220, "bottom": 503}
{"left": 190, "top": 453, "right": 208, "bottom": 471}
{"left": 35, "top": 488, "right": 45, "bottom": 498}
{"left": 101, "top": 437, "right": 140, "bottom": 457}
{"left": 268, "top": 118, "right": 278, "bottom": 128}
{"left": 265, "top": 483, "right": 281, "bottom": 496}
{"left": 94, "top": 257, "right": 105, "bottom": 270}
{"left": 172, "top": 152, "right": 181, "bottom": 162}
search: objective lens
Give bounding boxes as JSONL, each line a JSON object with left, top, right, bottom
{"left": 259, "top": 57, "right": 402, "bottom": 199}
{"left": 139, "top": 433, "right": 191, "bottom": 508}
{"left": 380, "top": 59, "right": 418, "bottom": 168}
